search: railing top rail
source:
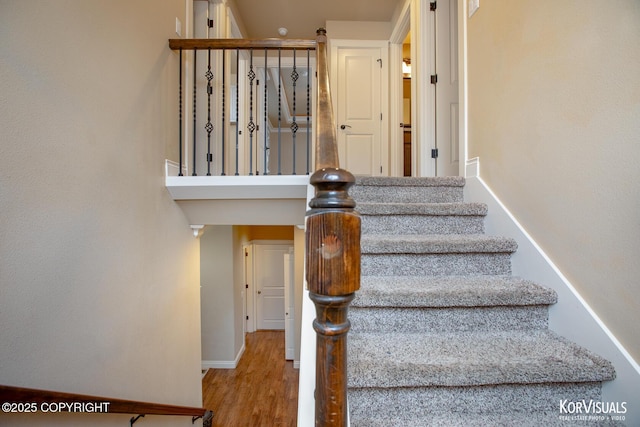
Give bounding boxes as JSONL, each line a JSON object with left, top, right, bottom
{"left": 169, "top": 38, "right": 317, "bottom": 51}
{"left": 0, "top": 384, "right": 207, "bottom": 418}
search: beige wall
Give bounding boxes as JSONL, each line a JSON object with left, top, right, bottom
{"left": 326, "top": 20, "right": 392, "bottom": 40}
{"left": 0, "top": 1, "right": 202, "bottom": 425}
{"left": 467, "top": 0, "right": 640, "bottom": 360}
{"left": 201, "top": 226, "right": 238, "bottom": 362}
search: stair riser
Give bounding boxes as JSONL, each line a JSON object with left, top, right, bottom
{"left": 362, "top": 215, "right": 485, "bottom": 235}
{"left": 362, "top": 253, "right": 512, "bottom": 276}
{"left": 350, "top": 305, "right": 550, "bottom": 333}
{"left": 348, "top": 382, "right": 603, "bottom": 419}
{"left": 351, "top": 186, "right": 463, "bottom": 204}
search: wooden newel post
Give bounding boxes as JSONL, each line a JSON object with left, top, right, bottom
{"left": 306, "top": 167, "right": 361, "bottom": 427}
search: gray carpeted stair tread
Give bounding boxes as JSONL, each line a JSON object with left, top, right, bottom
{"left": 350, "top": 304, "right": 551, "bottom": 333}
{"left": 358, "top": 202, "right": 488, "bottom": 216}
{"left": 353, "top": 275, "right": 558, "bottom": 308}
{"left": 356, "top": 176, "right": 465, "bottom": 187}
{"left": 361, "top": 234, "right": 518, "bottom": 254}
{"left": 349, "top": 382, "right": 604, "bottom": 419}
{"left": 350, "top": 412, "right": 623, "bottom": 427}
{"left": 348, "top": 330, "right": 616, "bottom": 388}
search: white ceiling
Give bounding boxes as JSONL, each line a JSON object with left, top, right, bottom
{"left": 232, "top": 0, "right": 405, "bottom": 39}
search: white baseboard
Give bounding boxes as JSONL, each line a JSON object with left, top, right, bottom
{"left": 464, "top": 158, "right": 640, "bottom": 424}
{"left": 201, "top": 342, "right": 245, "bottom": 370}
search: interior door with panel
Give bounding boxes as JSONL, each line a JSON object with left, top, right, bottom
{"left": 255, "top": 244, "right": 291, "bottom": 330}
{"left": 332, "top": 43, "right": 387, "bottom": 176}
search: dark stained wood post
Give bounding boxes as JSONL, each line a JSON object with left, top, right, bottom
{"left": 306, "top": 28, "right": 361, "bottom": 427}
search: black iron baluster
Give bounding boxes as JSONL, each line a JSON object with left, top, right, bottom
{"left": 291, "top": 49, "right": 299, "bottom": 175}
{"left": 235, "top": 48, "right": 240, "bottom": 176}
{"left": 247, "top": 49, "right": 255, "bottom": 175}
{"left": 205, "top": 48, "right": 213, "bottom": 176}
{"left": 221, "top": 48, "right": 226, "bottom": 176}
{"left": 306, "top": 48, "right": 311, "bottom": 175}
{"left": 179, "top": 49, "right": 183, "bottom": 176}
{"left": 192, "top": 49, "right": 197, "bottom": 176}
{"left": 263, "top": 48, "right": 268, "bottom": 175}
{"left": 277, "top": 48, "right": 282, "bottom": 175}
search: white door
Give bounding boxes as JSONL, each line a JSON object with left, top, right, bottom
{"left": 244, "top": 244, "right": 255, "bottom": 333}
{"left": 283, "top": 250, "right": 295, "bottom": 360}
{"left": 434, "top": 0, "right": 459, "bottom": 176}
{"left": 255, "top": 245, "right": 290, "bottom": 330}
{"left": 332, "top": 44, "right": 386, "bottom": 176}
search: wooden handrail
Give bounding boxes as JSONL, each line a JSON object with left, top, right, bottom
{"left": 168, "top": 38, "right": 316, "bottom": 51}
{"left": 0, "top": 385, "right": 212, "bottom": 425}
{"left": 305, "top": 28, "right": 361, "bottom": 426}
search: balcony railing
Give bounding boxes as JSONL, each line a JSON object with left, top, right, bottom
{"left": 168, "top": 37, "right": 316, "bottom": 177}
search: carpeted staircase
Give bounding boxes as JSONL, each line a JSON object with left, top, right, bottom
{"left": 347, "top": 176, "right": 617, "bottom": 426}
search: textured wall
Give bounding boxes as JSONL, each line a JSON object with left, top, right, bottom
{"left": 467, "top": 0, "right": 640, "bottom": 360}
{"left": 201, "top": 226, "right": 236, "bottom": 362}
{"left": 0, "top": 1, "right": 202, "bottom": 425}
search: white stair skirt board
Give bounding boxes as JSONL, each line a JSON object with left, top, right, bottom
{"left": 464, "top": 157, "right": 640, "bottom": 423}
{"left": 297, "top": 288, "right": 317, "bottom": 427}
{"left": 201, "top": 342, "right": 245, "bottom": 370}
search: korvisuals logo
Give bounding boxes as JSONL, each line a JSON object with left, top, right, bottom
{"left": 558, "top": 399, "right": 627, "bottom": 423}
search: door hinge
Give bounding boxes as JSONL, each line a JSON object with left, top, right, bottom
{"left": 430, "top": 2, "right": 437, "bottom": 11}
{"left": 246, "top": 284, "right": 249, "bottom": 289}
{"left": 207, "top": 19, "right": 214, "bottom": 28}
{"left": 431, "top": 148, "right": 439, "bottom": 159}
{"left": 246, "top": 315, "right": 249, "bottom": 320}
{"left": 380, "top": 113, "right": 383, "bottom": 121}
{"left": 380, "top": 166, "right": 383, "bottom": 174}
{"left": 431, "top": 74, "right": 438, "bottom": 84}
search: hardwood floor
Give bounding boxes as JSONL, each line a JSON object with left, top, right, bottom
{"left": 202, "top": 331, "right": 299, "bottom": 427}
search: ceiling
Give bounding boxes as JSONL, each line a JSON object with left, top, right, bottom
{"left": 232, "top": 0, "right": 405, "bottom": 39}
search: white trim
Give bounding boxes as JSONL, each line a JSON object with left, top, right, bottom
{"left": 389, "top": 42, "right": 404, "bottom": 177}
{"left": 458, "top": 0, "right": 468, "bottom": 177}
{"left": 165, "top": 173, "right": 309, "bottom": 200}
{"left": 465, "top": 158, "right": 640, "bottom": 423}
{"left": 390, "top": 4, "right": 411, "bottom": 178}
{"left": 202, "top": 341, "right": 245, "bottom": 370}
{"left": 465, "top": 156, "right": 479, "bottom": 178}
{"left": 165, "top": 159, "right": 187, "bottom": 177}
{"left": 412, "top": 0, "right": 436, "bottom": 177}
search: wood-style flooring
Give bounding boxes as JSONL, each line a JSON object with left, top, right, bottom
{"left": 202, "top": 330, "right": 299, "bottom": 427}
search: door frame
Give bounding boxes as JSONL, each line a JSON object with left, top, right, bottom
{"left": 244, "top": 240, "right": 294, "bottom": 333}
{"left": 329, "top": 39, "right": 389, "bottom": 176}
{"left": 389, "top": 0, "right": 468, "bottom": 177}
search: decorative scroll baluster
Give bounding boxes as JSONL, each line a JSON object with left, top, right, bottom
{"left": 291, "top": 49, "right": 299, "bottom": 175}
{"left": 178, "top": 49, "right": 183, "bottom": 176}
{"left": 205, "top": 48, "right": 213, "bottom": 176}
{"left": 247, "top": 49, "right": 255, "bottom": 175}
{"left": 306, "top": 28, "right": 360, "bottom": 427}
{"left": 192, "top": 50, "right": 197, "bottom": 176}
